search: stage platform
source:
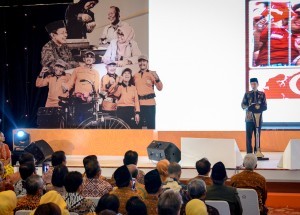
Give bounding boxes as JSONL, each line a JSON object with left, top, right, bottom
{"left": 13, "top": 129, "right": 300, "bottom": 184}
{"left": 62, "top": 152, "right": 300, "bottom": 183}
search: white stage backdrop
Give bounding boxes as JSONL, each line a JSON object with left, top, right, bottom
{"left": 150, "top": 0, "right": 246, "bottom": 130}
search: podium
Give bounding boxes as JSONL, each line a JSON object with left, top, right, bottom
{"left": 248, "top": 104, "right": 269, "bottom": 160}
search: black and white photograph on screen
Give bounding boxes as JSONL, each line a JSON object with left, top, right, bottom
{"left": 36, "top": 0, "right": 164, "bottom": 129}
{"left": 249, "top": 0, "right": 300, "bottom": 67}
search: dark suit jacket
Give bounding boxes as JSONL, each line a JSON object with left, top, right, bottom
{"left": 206, "top": 184, "right": 243, "bottom": 215}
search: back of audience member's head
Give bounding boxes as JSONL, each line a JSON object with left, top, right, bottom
{"left": 20, "top": 162, "right": 36, "bottom": 180}
{"left": 51, "top": 151, "right": 66, "bottom": 167}
{"left": 99, "top": 209, "right": 117, "bottom": 215}
{"left": 196, "top": 158, "right": 211, "bottom": 176}
{"left": 25, "top": 175, "right": 44, "bottom": 196}
{"left": 64, "top": 171, "right": 83, "bottom": 193}
{"left": 123, "top": 150, "right": 138, "bottom": 165}
{"left": 83, "top": 155, "right": 98, "bottom": 167}
{"left": 85, "top": 159, "right": 101, "bottom": 179}
{"left": 126, "top": 196, "right": 147, "bottom": 215}
{"left": 96, "top": 193, "right": 120, "bottom": 213}
{"left": 243, "top": 154, "right": 257, "bottom": 170}
{"left": 131, "top": 168, "right": 139, "bottom": 179}
{"left": 144, "top": 169, "right": 162, "bottom": 194}
{"left": 211, "top": 161, "right": 227, "bottom": 185}
{"left": 34, "top": 202, "right": 61, "bottom": 215}
{"left": 52, "top": 164, "right": 69, "bottom": 187}
{"left": 158, "top": 189, "right": 182, "bottom": 215}
{"left": 187, "top": 179, "right": 206, "bottom": 199}
{"left": 168, "top": 162, "right": 182, "bottom": 179}
{"left": 114, "top": 165, "right": 132, "bottom": 188}
{"left": 19, "top": 152, "right": 35, "bottom": 165}
{"left": 185, "top": 199, "right": 208, "bottom": 215}
{"left": 156, "top": 159, "right": 170, "bottom": 182}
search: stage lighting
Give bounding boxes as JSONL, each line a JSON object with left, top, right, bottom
{"left": 13, "top": 130, "right": 30, "bottom": 151}
{"left": 17, "top": 130, "right": 25, "bottom": 138}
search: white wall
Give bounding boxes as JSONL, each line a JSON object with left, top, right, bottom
{"left": 149, "top": 0, "right": 246, "bottom": 130}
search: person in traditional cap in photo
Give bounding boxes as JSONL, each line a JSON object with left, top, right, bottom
{"left": 100, "top": 6, "right": 129, "bottom": 45}
{"left": 65, "top": 0, "right": 99, "bottom": 39}
{"left": 63, "top": 50, "right": 99, "bottom": 101}
{"left": 241, "top": 78, "right": 267, "bottom": 155}
{"left": 114, "top": 68, "right": 140, "bottom": 128}
{"left": 41, "top": 20, "right": 79, "bottom": 71}
{"left": 62, "top": 50, "right": 100, "bottom": 125}
{"left": 206, "top": 162, "right": 243, "bottom": 215}
{"left": 134, "top": 55, "right": 163, "bottom": 129}
{"left": 36, "top": 59, "right": 71, "bottom": 107}
{"left": 100, "top": 60, "right": 119, "bottom": 116}
{"left": 102, "top": 24, "right": 141, "bottom": 67}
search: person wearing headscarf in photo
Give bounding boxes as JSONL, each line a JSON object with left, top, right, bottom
{"left": 114, "top": 68, "right": 140, "bottom": 128}
{"left": 0, "top": 190, "right": 17, "bottom": 215}
{"left": 102, "top": 25, "right": 141, "bottom": 67}
{"left": 30, "top": 190, "right": 70, "bottom": 215}
{"left": 65, "top": 0, "right": 99, "bottom": 39}
{"left": 100, "top": 6, "right": 129, "bottom": 45}
{"left": 41, "top": 20, "right": 79, "bottom": 72}
{"left": 156, "top": 159, "right": 170, "bottom": 184}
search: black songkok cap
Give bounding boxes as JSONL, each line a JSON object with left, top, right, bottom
{"left": 45, "top": 20, "right": 66, "bottom": 34}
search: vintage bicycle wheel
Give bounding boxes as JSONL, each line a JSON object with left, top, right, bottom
{"left": 77, "top": 115, "right": 130, "bottom": 129}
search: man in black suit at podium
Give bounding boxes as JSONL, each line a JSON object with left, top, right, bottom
{"left": 241, "top": 78, "right": 267, "bottom": 155}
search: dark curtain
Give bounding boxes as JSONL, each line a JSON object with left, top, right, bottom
{"left": 0, "top": 3, "right": 69, "bottom": 147}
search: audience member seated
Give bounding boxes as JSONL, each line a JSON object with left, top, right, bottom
{"left": 0, "top": 160, "right": 14, "bottom": 191}
{"left": 94, "top": 193, "right": 120, "bottom": 215}
{"left": 31, "top": 190, "right": 69, "bottom": 215}
{"left": 83, "top": 155, "right": 106, "bottom": 180}
{"left": 124, "top": 150, "right": 145, "bottom": 184}
{"left": 131, "top": 168, "right": 147, "bottom": 199}
{"left": 47, "top": 164, "right": 69, "bottom": 196}
{"left": 189, "top": 158, "right": 213, "bottom": 186}
{"left": 7, "top": 152, "right": 35, "bottom": 184}
{"left": 143, "top": 169, "right": 162, "bottom": 215}
{"left": 163, "top": 162, "right": 184, "bottom": 192}
{"left": 98, "top": 209, "right": 117, "bottom": 215}
{"left": 0, "top": 131, "right": 14, "bottom": 178}
{"left": 206, "top": 162, "right": 243, "bottom": 215}
{"left": 0, "top": 190, "right": 17, "bottom": 215}
{"left": 126, "top": 196, "right": 147, "bottom": 215}
{"left": 185, "top": 199, "right": 208, "bottom": 215}
{"left": 82, "top": 159, "right": 112, "bottom": 197}
{"left": 14, "top": 162, "right": 36, "bottom": 196}
{"left": 230, "top": 154, "right": 268, "bottom": 215}
{"left": 15, "top": 175, "right": 44, "bottom": 211}
{"left": 43, "top": 151, "right": 67, "bottom": 185}
{"left": 156, "top": 159, "right": 170, "bottom": 183}
{"left": 158, "top": 189, "right": 182, "bottom": 215}
{"left": 181, "top": 179, "right": 219, "bottom": 215}
{"left": 110, "top": 165, "right": 143, "bottom": 214}
{"left": 111, "top": 150, "right": 145, "bottom": 186}
{"left": 64, "top": 171, "right": 95, "bottom": 214}
{"left": 34, "top": 202, "right": 62, "bottom": 215}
